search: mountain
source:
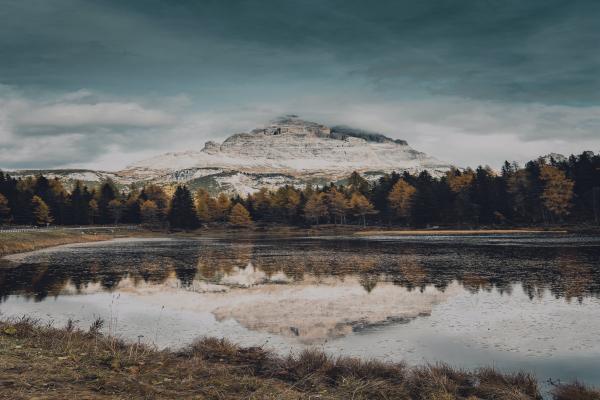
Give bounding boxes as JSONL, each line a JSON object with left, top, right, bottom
{"left": 9, "top": 116, "right": 453, "bottom": 195}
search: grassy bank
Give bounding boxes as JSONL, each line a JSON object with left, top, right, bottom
{"left": 0, "top": 318, "right": 598, "bottom": 400}
{"left": 0, "top": 230, "right": 115, "bottom": 258}
{"left": 0, "top": 227, "right": 164, "bottom": 258}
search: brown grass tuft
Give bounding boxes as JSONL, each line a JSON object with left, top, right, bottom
{"left": 0, "top": 317, "right": 598, "bottom": 399}
{"left": 552, "top": 381, "right": 600, "bottom": 400}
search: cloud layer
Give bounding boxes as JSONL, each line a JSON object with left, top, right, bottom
{"left": 1, "top": 88, "right": 599, "bottom": 171}
{"left": 0, "top": 1, "right": 599, "bottom": 170}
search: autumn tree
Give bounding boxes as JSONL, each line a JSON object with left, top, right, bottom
{"left": 349, "top": 192, "right": 377, "bottom": 226}
{"left": 215, "top": 192, "right": 232, "bottom": 221}
{"left": 303, "top": 192, "right": 329, "bottom": 224}
{"left": 140, "top": 200, "right": 160, "bottom": 227}
{"left": 31, "top": 195, "right": 53, "bottom": 226}
{"left": 195, "top": 189, "right": 221, "bottom": 223}
{"left": 229, "top": 203, "right": 253, "bottom": 227}
{"left": 252, "top": 188, "right": 275, "bottom": 222}
{"left": 326, "top": 188, "right": 348, "bottom": 224}
{"left": 387, "top": 179, "right": 416, "bottom": 222}
{"left": 540, "top": 165, "right": 574, "bottom": 221}
{"left": 0, "top": 193, "right": 10, "bottom": 224}
{"left": 273, "top": 186, "right": 301, "bottom": 222}
{"left": 108, "top": 199, "right": 125, "bottom": 224}
{"left": 88, "top": 199, "right": 99, "bottom": 224}
{"left": 140, "top": 184, "right": 169, "bottom": 226}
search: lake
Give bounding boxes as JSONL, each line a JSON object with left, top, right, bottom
{"left": 1, "top": 232, "right": 600, "bottom": 389}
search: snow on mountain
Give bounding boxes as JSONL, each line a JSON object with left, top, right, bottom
{"left": 10, "top": 116, "right": 453, "bottom": 194}
{"left": 117, "top": 115, "right": 452, "bottom": 194}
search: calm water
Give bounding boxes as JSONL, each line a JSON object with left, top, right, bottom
{"left": 1, "top": 233, "right": 600, "bottom": 389}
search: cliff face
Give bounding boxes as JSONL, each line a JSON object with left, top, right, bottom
{"left": 117, "top": 116, "right": 452, "bottom": 194}
{"left": 10, "top": 116, "right": 453, "bottom": 195}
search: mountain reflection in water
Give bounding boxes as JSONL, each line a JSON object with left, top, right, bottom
{"left": 2, "top": 234, "right": 599, "bottom": 306}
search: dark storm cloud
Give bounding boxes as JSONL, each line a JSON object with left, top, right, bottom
{"left": 1, "top": 0, "right": 599, "bottom": 104}
{"left": 1, "top": 0, "right": 599, "bottom": 170}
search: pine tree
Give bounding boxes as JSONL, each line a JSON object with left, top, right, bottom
{"left": 348, "top": 171, "right": 370, "bottom": 195}
{"left": 140, "top": 200, "right": 160, "bottom": 227}
{"left": 445, "top": 168, "right": 477, "bottom": 225}
{"left": 123, "top": 192, "right": 142, "bottom": 223}
{"left": 31, "top": 195, "right": 53, "bottom": 226}
{"left": 168, "top": 186, "right": 198, "bottom": 230}
{"left": 229, "top": 203, "right": 253, "bottom": 227}
{"left": 97, "top": 181, "right": 117, "bottom": 224}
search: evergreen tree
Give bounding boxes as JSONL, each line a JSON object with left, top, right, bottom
{"left": 348, "top": 171, "right": 370, "bottom": 195}
{"left": 168, "top": 186, "right": 198, "bottom": 230}
{"left": 97, "top": 181, "right": 117, "bottom": 224}
{"left": 123, "top": 192, "right": 142, "bottom": 223}
{"left": 410, "top": 171, "right": 436, "bottom": 227}
{"left": 69, "top": 182, "right": 93, "bottom": 225}
{"left": 446, "top": 168, "right": 477, "bottom": 225}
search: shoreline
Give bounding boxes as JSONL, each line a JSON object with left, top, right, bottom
{"left": 0, "top": 225, "right": 586, "bottom": 261}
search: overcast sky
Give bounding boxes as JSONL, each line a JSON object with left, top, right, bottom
{"left": 1, "top": 0, "right": 599, "bottom": 171}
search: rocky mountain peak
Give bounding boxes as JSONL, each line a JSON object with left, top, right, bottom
{"left": 15, "top": 116, "right": 453, "bottom": 195}
{"left": 250, "top": 115, "right": 331, "bottom": 138}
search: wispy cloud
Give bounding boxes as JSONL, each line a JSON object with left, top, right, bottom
{"left": 1, "top": 89, "right": 599, "bottom": 171}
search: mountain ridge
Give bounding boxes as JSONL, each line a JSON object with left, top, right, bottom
{"left": 7, "top": 116, "right": 453, "bottom": 195}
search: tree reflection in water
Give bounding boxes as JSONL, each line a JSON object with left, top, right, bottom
{"left": 1, "top": 235, "right": 599, "bottom": 304}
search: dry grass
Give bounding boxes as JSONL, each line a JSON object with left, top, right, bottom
{"left": 0, "top": 230, "right": 115, "bottom": 257}
{"left": 1, "top": 318, "right": 598, "bottom": 399}
{"left": 551, "top": 381, "right": 600, "bottom": 400}
{"left": 0, "top": 228, "right": 162, "bottom": 258}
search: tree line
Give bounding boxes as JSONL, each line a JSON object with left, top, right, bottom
{"left": 1, "top": 151, "right": 599, "bottom": 229}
